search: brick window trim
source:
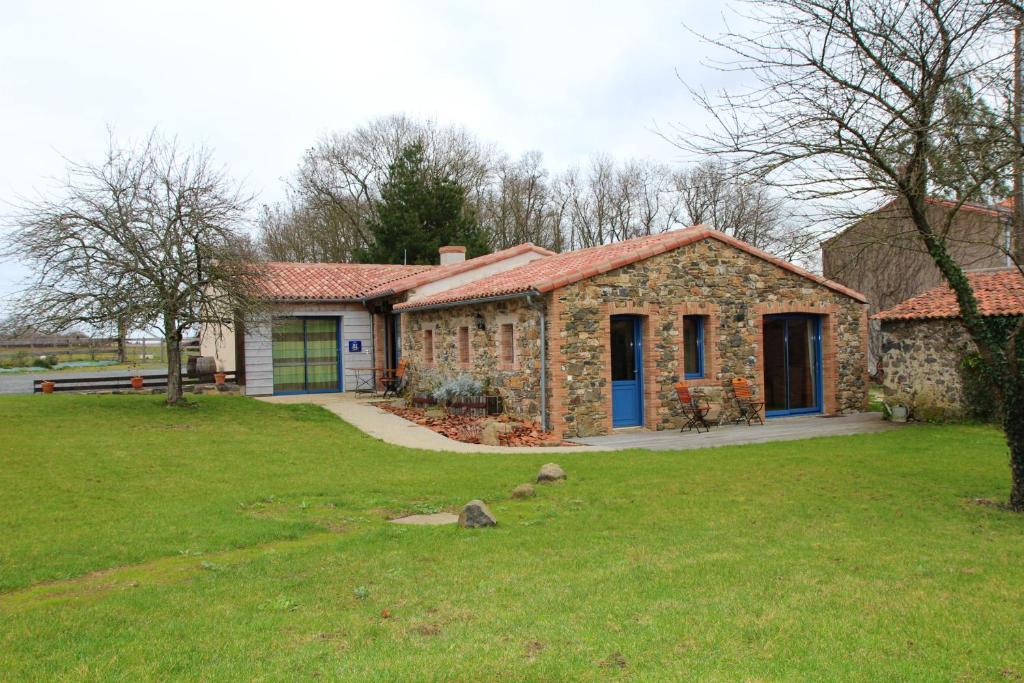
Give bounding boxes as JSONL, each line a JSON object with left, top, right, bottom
{"left": 498, "top": 322, "right": 516, "bottom": 370}
{"left": 457, "top": 325, "right": 471, "bottom": 367}
{"left": 673, "top": 303, "right": 721, "bottom": 388}
{"left": 751, "top": 302, "right": 840, "bottom": 414}
{"left": 423, "top": 328, "right": 435, "bottom": 366}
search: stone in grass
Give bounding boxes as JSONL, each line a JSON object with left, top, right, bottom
{"left": 512, "top": 483, "right": 535, "bottom": 499}
{"left": 458, "top": 499, "right": 497, "bottom": 528}
{"left": 536, "top": 463, "right": 566, "bottom": 483}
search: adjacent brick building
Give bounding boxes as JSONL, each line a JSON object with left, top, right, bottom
{"left": 821, "top": 197, "right": 1014, "bottom": 373}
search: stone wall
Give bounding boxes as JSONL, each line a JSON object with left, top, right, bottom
{"left": 401, "top": 297, "right": 546, "bottom": 423}
{"left": 879, "top": 318, "right": 976, "bottom": 419}
{"left": 547, "top": 237, "right": 868, "bottom": 437}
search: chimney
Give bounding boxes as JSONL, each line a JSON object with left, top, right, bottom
{"left": 439, "top": 245, "right": 466, "bottom": 266}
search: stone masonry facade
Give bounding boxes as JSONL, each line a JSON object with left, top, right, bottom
{"left": 879, "top": 318, "right": 977, "bottom": 418}
{"left": 402, "top": 236, "right": 868, "bottom": 438}
{"left": 401, "top": 297, "right": 547, "bottom": 423}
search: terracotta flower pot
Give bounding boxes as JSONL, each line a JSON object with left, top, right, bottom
{"left": 41, "top": 381, "right": 56, "bottom": 394}
{"left": 130, "top": 376, "right": 144, "bottom": 390}
{"left": 214, "top": 372, "right": 226, "bottom": 386}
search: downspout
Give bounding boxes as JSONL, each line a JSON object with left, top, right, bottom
{"left": 526, "top": 293, "right": 548, "bottom": 432}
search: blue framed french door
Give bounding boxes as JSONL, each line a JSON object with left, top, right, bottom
{"left": 272, "top": 317, "right": 343, "bottom": 395}
{"left": 611, "top": 315, "right": 644, "bottom": 427}
{"left": 763, "top": 314, "right": 823, "bottom": 416}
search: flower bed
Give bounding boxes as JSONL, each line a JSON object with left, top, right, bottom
{"left": 378, "top": 404, "right": 576, "bottom": 447}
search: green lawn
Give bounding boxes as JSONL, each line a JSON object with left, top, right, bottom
{"left": 0, "top": 395, "right": 1021, "bottom": 681}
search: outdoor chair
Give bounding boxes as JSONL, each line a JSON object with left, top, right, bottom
{"left": 674, "top": 381, "right": 712, "bottom": 433}
{"left": 730, "top": 377, "right": 765, "bottom": 425}
{"left": 381, "top": 359, "right": 408, "bottom": 399}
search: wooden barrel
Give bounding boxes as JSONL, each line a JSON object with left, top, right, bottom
{"left": 192, "top": 356, "right": 216, "bottom": 378}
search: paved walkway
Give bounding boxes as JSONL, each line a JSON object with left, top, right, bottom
{"left": 258, "top": 393, "right": 896, "bottom": 453}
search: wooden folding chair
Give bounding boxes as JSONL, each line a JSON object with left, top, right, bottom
{"left": 381, "top": 359, "right": 408, "bottom": 399}
{"left": 675, "top": 381, "right": 712, "bottom": 433}
{"left": 730, "top": 377, "right": 765, "bottom": 425}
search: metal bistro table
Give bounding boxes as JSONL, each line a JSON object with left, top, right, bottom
{"left": 346, "top": 367, "right": 380, "bottom": 393}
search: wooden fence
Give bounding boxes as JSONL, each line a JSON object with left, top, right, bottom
{"left": 33, "top": 371, "right": 236, "bottom": 394}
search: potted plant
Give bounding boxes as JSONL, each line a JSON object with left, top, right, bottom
{"left": 214, "top": 371, "right": 226, "bottom": 386}
{"left": 40, "top": 380, "right": 56, "bottom": 394}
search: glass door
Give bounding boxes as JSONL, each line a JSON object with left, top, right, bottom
{"left": 272, "top": 317, "right": 341, "bottom": 394}
{"left": 763, "top": 315, "right": 822, "bottom": 416}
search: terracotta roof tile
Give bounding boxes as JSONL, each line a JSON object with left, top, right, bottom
{"left": 258, "top": 262, "right": 432, "bottom": 301}
{"left": 395, "top": 227, "right": 867, "bottom": 311}
{"left": 361, "top": 243, "right": 555, "bottom": 298}
{"left": 874, "top": 269, "right": 1024, "bottom": 321}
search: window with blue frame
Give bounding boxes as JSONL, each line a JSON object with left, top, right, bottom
{"left": 682, "top": 315, "right": 705, "bottom": 379}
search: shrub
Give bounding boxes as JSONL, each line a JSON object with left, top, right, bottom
{"left": 431, "top": 374, "right": 483, "bottom": 405}
{"left": 31, "top": 356, "right": 56, "bottom": 369}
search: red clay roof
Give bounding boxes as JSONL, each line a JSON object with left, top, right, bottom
{"left": 874, "top": 269, "right": 1024, "bottom": 321}
{"left": 395, "top": 227, "right": 867, "bottom": 311}
{"left": 361, "top": 243, "right": 555, "bottom": 298}
{"left": 258, "top": 262, "right": 433, "bottom": 301}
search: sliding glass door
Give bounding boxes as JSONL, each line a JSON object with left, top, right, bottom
{"left": 763, "top": 314, "right": 822, "bottom": 416}
{"left": 272, "top": 317, "right": 341, "bottom": 394}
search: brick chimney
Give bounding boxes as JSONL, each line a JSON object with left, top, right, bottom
{"left": 439, "top": 245, "right": 466, "bottom": 266}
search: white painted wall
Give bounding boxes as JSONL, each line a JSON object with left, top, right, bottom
{"left": 408, "top": 250, "right": 547, "bottom": 300}
{"left": 199, "top": 323, "right": 236, "bottom": 371}
{"left": 243, "top": 302, "right": 373, "bottom": 396}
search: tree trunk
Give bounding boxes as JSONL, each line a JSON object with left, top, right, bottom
{"left": 116, "top": 318, "right": 128, "bottom": 364}
{"left": 165, "top": 325, "right": 184, "bottom": 406}
{"left": 1007, "top": 377, "right": 1024, "bottom": 511}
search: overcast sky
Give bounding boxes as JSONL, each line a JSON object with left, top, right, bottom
{"left": 0, "top": 0, "right": 743, "bottom": 299}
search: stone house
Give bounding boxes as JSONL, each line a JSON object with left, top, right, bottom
{"left": 203, "top": 227, "right": 870, "bottom": 438}
{"left": 396, "top": 228, "right": 869, "bottom": 438}
{"left": 875, "top": 269, "right": 1024, "bottom": 418}
{"left": 821, "top": 197, "right": 1014, "bottom": 373}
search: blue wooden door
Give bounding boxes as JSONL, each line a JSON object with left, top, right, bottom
{"left": 611, "top": 316, "right": 644, "bottom": 427}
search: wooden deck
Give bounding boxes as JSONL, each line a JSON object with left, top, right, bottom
{"left": 568, "top": 412, "right": 896, "bottom": 450}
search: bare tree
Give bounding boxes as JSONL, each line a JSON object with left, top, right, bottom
{"left": 2, "top": 132, "right": 265, "bottom": 405}
{"left": 674, "top": 160, "right": 819, "bottom": 263}
{"left": 679, "top": 0, "right": 1024, "bottom": 508}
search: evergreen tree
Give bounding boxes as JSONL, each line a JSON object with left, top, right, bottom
{"left": 357, "top": 142, "right": 488, "bottom": 264}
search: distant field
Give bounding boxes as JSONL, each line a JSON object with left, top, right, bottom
{"left": 0, "top": 339, "right": 180, "bottom": 371}
{"left": 0, "top": 394, "right": 1021, "bottom": 680}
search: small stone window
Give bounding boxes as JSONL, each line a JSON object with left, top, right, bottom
{"left": 423, "top": 329, "right": 434, "bottom": 365}
{"left": 499, "top": 323, "right": 515, "bottom": 368}
{"left": 683, "top": 315, "right": 705, "bottom": 379}
{"left": 458, "top": 326, "right": 470, "bottom": 365}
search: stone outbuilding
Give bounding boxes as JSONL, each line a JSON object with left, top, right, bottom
{"left": 396, "top": 227, "right": 869, "bottom": 438}
{"left": 875, "top": 269, "right": 1024, "bottom": 418}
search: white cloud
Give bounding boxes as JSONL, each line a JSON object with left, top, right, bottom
{"left": 0, "top": 0, "right": 746, "bottom": 298}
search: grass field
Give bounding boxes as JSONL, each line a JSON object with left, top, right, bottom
{"left": 1, "top": 395, "right": 1022, "bottom": 680}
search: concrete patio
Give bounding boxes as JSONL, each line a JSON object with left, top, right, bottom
{"left": 569, "top": 411, "right": 896, "bottom": 450}
{"left": 259, "top": 392, "right": 897, "bottom": 453}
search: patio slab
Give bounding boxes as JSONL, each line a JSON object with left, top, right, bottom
{"left": 390, "top": 512, "right": 459, "bottom": 526}
{"left": 568, "top": 412, "right": 896, "bottom": 450}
